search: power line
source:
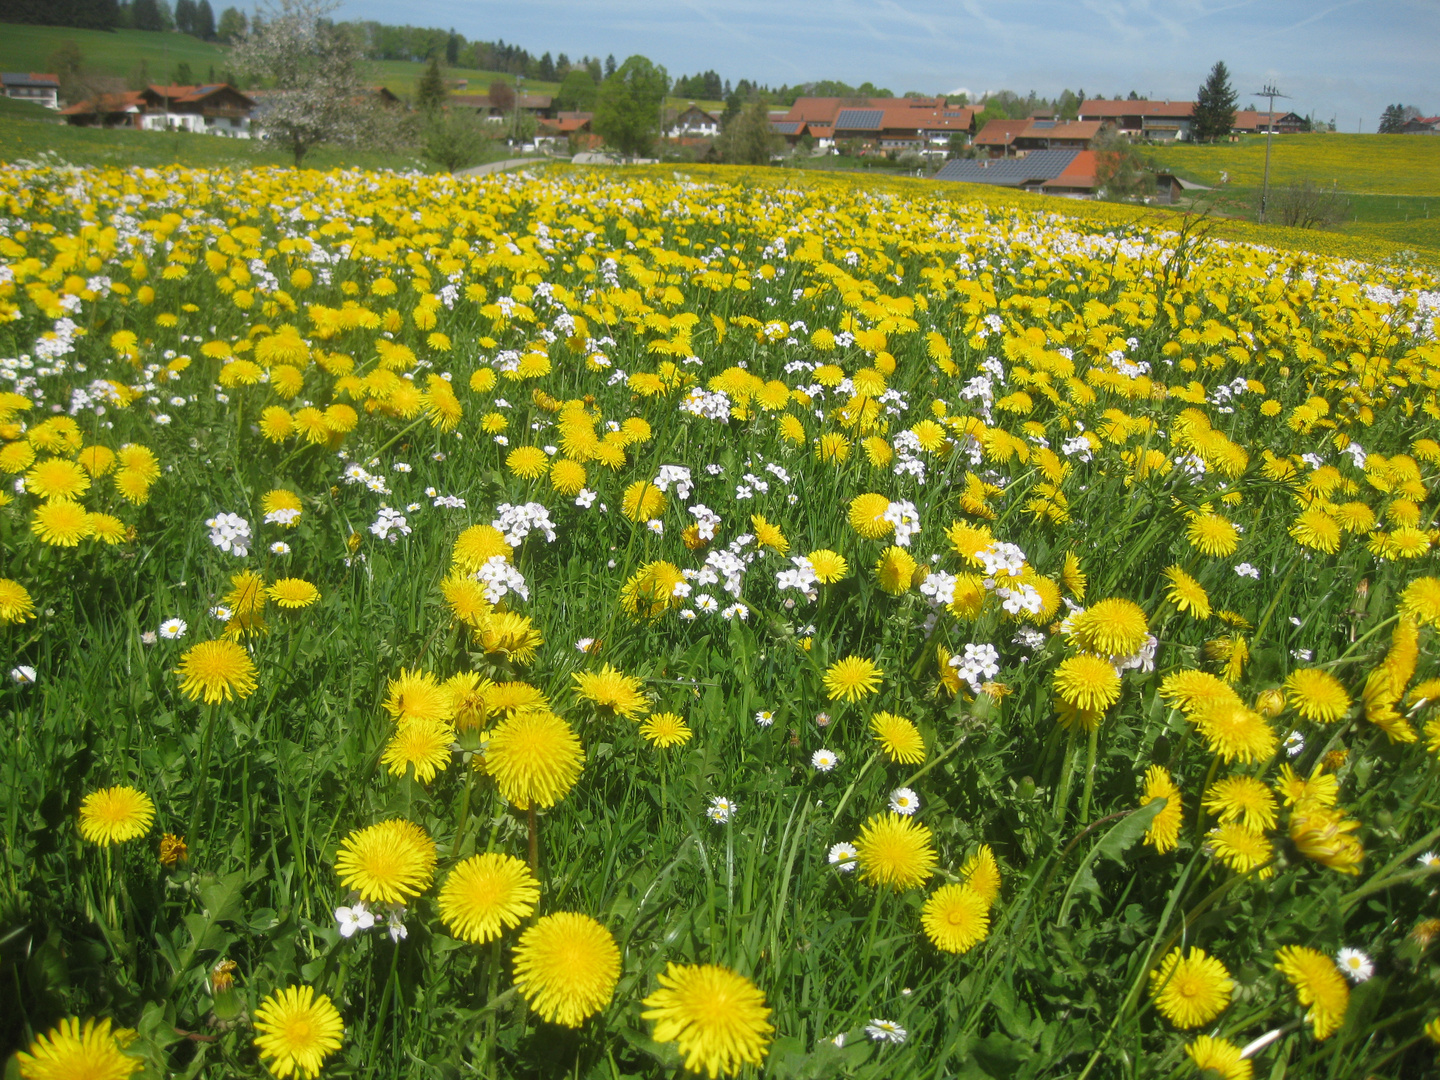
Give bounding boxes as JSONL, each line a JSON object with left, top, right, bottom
{"left": 1254, "top": 83, "right": 1288, "bottom": 224}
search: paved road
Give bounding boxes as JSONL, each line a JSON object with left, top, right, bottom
{"left": 454, "top": 158, "right": 540, "bottom": 178}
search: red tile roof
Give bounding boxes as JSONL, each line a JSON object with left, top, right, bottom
{"left": 1079, "top": 99, "right": 1194, "bottom": 119}
{"left": 973, "top": 118, "right": 1030, "bottom": 146}
{"left": 1041, "top": 150, "right": 1098, "bottom": 189}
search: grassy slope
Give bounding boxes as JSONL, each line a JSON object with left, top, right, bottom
{"left": 1148, "top": 133, "right": 1440, "bottom": 252}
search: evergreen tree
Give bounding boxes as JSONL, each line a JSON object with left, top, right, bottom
{"left": 174, "top": 0, "right": 195, "bottom": 34}
{"left": 538, "top": 52, "right": 556, "bottom": 81}
{"left": 416, "top": 53, "right": 447, "bottom": 113}
{"left": 446, "top": 29, "right": 459, "bottom": 65}
{"left": 604, "top": 54, "right": 616, "bottom": 78}
{"left": 173, "top": 61, "right": 193, "bottom": 85}
{"left": 1193, "top": 60, "right": 1237, "bottom": 142}
{"left": 195, "top": 0, "right": 215, "bottom": 38}
{"left": 132, "top": 0, "right": 164, "bottom": 30}
{"left": 1378, "top": 104, "right": 1406, "bottom": 133}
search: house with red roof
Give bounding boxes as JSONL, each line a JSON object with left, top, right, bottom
{"left": 1078, "top": 99, "right": 1195, "bottom": 140}
{"left": 974, "top": 116, "right": 1109, "bottom": 157}
{"left": 771, "top": 96, "right": 974, "bottom": 152}
{"left": 64, "top": 84, "right": 256, "bottom": 137}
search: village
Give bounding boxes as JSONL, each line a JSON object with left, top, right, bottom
{"left": 8, "top": 65, "right": 1439, "bottom": 202}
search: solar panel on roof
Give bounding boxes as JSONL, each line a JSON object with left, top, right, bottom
{"left": 771, "top": 121, "right": 801, "bottom": 134}
{"left": 834, "top": 109, "right": 884, "bottom": 130}
{"left": 933, "top": 150, "right": 1078, "bottom": 188}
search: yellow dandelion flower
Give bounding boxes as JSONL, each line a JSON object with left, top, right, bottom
{"left": 112, "top": 468, "right": 153, "bottom": 505}
{"left": 848, "top": 492, "right": 894, "bottom": 539}
{"left": 1275, "top": 945, "right": 1349, "bottom": 1040}
{"left": 619, "top": 479, "right": 664, "bottom": 523}
{"left": 1060, "top": 551, "right": 1087, "bottom": 600}
{"left": 76, "top": 445, "right": 116, "bottom": 477}
{"left": 1398, "top": 576, "right": 1440, "bottom": 627}
{"left": 642, "top": 963, "right": 773, "bottom": 1079}
{"left": 1289, "top": 802, "right": 1363, "bottom": 875}
{"left": 1206, "top": 822, "right": 1275, "bottom": 877}
{"left": 1141, "top": 766, "right": 1183, "bottom": 853}
{"left": 573, "top": 664, "right": 649, "bottom": 718}
{"left": 437, "top": 852, "right": 539, "bottom": 944}
{"left": 1289, "top": 507, "right": 1342, "bottom": 554}
{"left": 960, "top": 844, "right": 1001, "bottom": 904}
{"left": 381, "top": 668, "right": 456, "bottom": 726}
{"left": 1192, "top": 700, "right": 1277, "bottom": 763}
{"left": 268, "top": 578, "right": 320, "bottom": 609}
{"left": 1053, "top": 654, "right": 1121, "bottom": 713}
{"left": 31, "top": 500, "right": 94, "bottom": 546}
{"left": 814, "top": 431, "right": 851, "bottom": 463}
{"left": 1068, "top": 597, "right": 1148, "bottom": 657}
{"left": 1273, "top": 763, "right": 1339, "bottom": 809}
{"left": 452, "top": 524, "right": 512, "bottom": 571}
{"left": 751, "top": 514, "right": 788, "bottom": 553}
{"left": 506, "top": 445, "right": 550, "bottom": 480}
{"left": 25, "top": 457, "right": 90, "bottom": 500}
{"left": 1284, "top": 669, "right": 1350, "bottom": 723}
{"left": 0, "top": 577, "right": 36, "bottom": 624}
{"left": 512, "top": 912, "right": 621, "bottom": 1028}
{"left": 619, "top": 560, "right": 686, "bottom": 619}
{"left": 1204, "top": 775, "right": 1278, "bottom": 830}
{"left": 549, "top": 458, "right": 587, "bottom": 496}
{"left": 442, "top": 573, "right": 491, "bottom": 628}
{"left": 16, "top": 1017, "right": 142, "bottom": 1080}
{"left": 486, "top": 709, "right": 584, "bottom": 809}
{"left": 1187, "top": 513, "right": 1240, "bottom": 557}
{"left": 334, "top": 819, "right": 437, "bottom": 904}
{"left": 921, "top": 883, "right": 990, "bottom": 953}
{"left": 806, "top": 549, "right": 848, "bottom": 583}
{"left": 639, "top": 712, "right": 693, "bottom": 748}
{"left": 175, "top": 639, "right": 258, "bottom": 703}
{"left": 1149, "top": 947, "right": 1233, "bottom": 1029}
{"left": 854, "top": 812, "right": 937, "bottom": 890}
{"left": 870, "top": 711, "right": 924, "bottom": 763}
{"left": 1184, "top": 1036, "right": 1252, "bottom": 1080}
{"left": 824, "top": 655, "right": 883, "bottom": 703}
{"left": 252, "top": 985, "right": 344, "bottom": 1080}
{"left": 382, "top": 716, "right": 455, "bottom": 784}
{"left": 1163, "top": 566, "right": 1211, "bottom": 619}
{"left": 78, "top": 786, "right": 155, "bottom": 846}
{"left": 875, "top": 545, "right": 917, "bottom": 595}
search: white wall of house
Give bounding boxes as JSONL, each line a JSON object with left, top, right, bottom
{"left": 141, "top": 112, "right": 252, "bottom": 137}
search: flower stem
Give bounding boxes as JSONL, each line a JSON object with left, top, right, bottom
{"left": 1078, "top": 724, "right": 1101, "bottom": 824}
{"left": 527, "top": 804, "right": 539, "bottom": 875}
{"left": 188, "top": 704, "right": 220, "bottom": 854}
{"left": 1052, "top": 725, "right": 1080, "bottom": 824}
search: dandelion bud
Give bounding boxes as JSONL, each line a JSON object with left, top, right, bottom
{"left": 1254, "top": 688, "right": 1286, "bottom": 717}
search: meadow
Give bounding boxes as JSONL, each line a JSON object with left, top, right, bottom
{"left": 1148, "top": 133, "right": 1440, "bottom": 253}
{"left": 1, "top": 160, "right": 1439, "bottom": 1080}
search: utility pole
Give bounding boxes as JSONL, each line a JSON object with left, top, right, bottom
{"left": 1254, "top": 83, "right": 1287, "bottom": 224}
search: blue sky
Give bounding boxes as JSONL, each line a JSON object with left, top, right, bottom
{"left": 336, "top": 0, "right": 1434, "bottom": 131}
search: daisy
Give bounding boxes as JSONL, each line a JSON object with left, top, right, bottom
{"left": 1335, "top": 948, "right": 1373, "bottom": 983}
{"left": 755, "top": 709, "right": 775, "bottom": 727}
{"left": 708, "top": 796, "right": 737, "bottom": 824}
{"left": 888, "top": 787, "right": 920, "bottom": 815}
{"left": 811, "top": 748, "right": 838, "bottom": 772}
{"left": 159, "top": 618, "right": 187, "bottom": 640}
{"left": 828, "top": 842, "right": 858, "bottom": 871}
{"left": 865, "top": 1019, "right": 907, "bottom": 1044}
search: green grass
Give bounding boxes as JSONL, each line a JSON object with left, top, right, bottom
{"left": 1148, "top": 133, "right": 1440, "bottom": 196}
{"left": 0, "top": 23, "right": 232, "bottom": 83}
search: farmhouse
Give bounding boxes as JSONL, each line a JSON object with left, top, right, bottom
{"left": 453, "top": 92, "right": 556, "bottom": 121}
{"left": 1077, "top": 99, "right": 1194, "bottom": 140}
{"left": 1230, "top": 110, "right": 1306, "bottom": 134}
{"left": 2, "top": 72, "right": 60, "bottom": 109}
{"left": 669, "top": 104, "right": 720, "bottom": 138}
{"left": 975, "top": 115, "right": 1108, "bottom": 157}
{"left": 1399, "top": 115, "right": 1440, "bottom": 134}
{"left": 772, "top": 96, "right": 975, "bottom": 151}
{"left": 933, "top": 149, "right": 1091, "bottom": 193}
{"left": 61, "top": 84, "right": 256, "bottom": 137}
